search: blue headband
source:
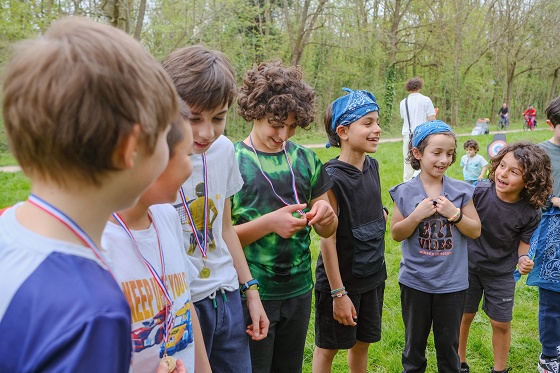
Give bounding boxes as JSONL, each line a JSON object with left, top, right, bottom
{"left": 411, "top": 120, "right": 453, "bottom": 147}
{"left": 331, "top": 88, "right": 380, "bottom": 131}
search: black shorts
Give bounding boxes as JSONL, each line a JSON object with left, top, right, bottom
{"left": 314, "top": 283, "right": 385, "bottom": 350}
{"left": 464, "top": 272, "right": 515, "bottom": 322}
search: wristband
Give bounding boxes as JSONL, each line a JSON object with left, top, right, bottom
{"left": 330, "top": 287, "right": 345, "bottom": 295}
{"left": 331, "top": 291, "right": 348, "bottom": 298}
{"left": 382, "top": 206, "right": 389, "bottom": 216}
{"left": 518, "top": 254, "right": 530, "bottom": 260}
{"left": 447, "top": 208, "right": 461, "bottom": 222}
{"left": 240, "top": 279, "right": 259, "bottom": 294}
{"left": 452, "top": 211, "right": 463, "bottom": 224}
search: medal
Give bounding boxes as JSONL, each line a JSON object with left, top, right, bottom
{"left": 160, "top": 355, "right": 177, "bottom": 372}
{"left": 180, "top": 154, "right": 212, "bottom": 278}
{"left": 200, "top": 265, "right": 211, "bottom": 279}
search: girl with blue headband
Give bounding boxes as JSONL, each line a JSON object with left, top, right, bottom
{"left": 388, "top": 120, "right": 481, "bottom": 373}
{"left": 314, "top": 88, "right": 387, "bottom": 373}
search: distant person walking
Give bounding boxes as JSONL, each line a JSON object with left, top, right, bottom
{"left": 400, "top": 77, "right": 436, "bottom": 182}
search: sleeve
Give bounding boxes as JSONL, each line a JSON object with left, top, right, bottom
{"left": 479, "top": 155, "right": 488, "bottom": 167}
{"left": 520, "top": 209, "right": 542, "bottom": 244}
{"left": 425, "top": 97, "right": 436, "bottom": 117}
{"left": 309, "top": 153, "right": 333, "bottom": 200}
{"left": 460, "top": 156, "right": 465, "bottom": 167}
{"left": 225, "top": 140, "right": 244, "bottom": 198}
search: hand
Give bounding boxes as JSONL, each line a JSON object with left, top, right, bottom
{"left": 477, "top": 175, "right": 484, "bottom": 181}
{"left": 518, "top": 255, "right": 534, "bottom": 275}
{"left": 305, "top": 199, "right": 336, "bottom": 227}
{"left": 432, "top": 196, "right": 457, "bottom": 218}
{"left": 333, "top": 295, "right": 357, "bottom": 326}
{"left": 245, "top": 290, "right": 269, "bottom": 341}
{"left": 410, "top": 198, "right": 438, "bottom": 221}
{"left": 270, "top": 204, "right": 308, "bottom": 238}
{"left": 155, "top": 358, "right": 187, "bottom": 373}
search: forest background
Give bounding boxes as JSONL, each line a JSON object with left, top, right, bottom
{"left": 1, "top": 0, "right": 560, "bottom": 149}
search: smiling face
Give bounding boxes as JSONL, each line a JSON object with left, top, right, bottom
{"left": 249, "top": 113, "right": 298, "bottom": 152}
{"left": 414, "top": 133, "right": 456, "bottom": 179}
{"left": 189, "top": 104, "right": 228, "bottom": 154}
{"left": 494, "top": 151, "right": 526, "bottom": 201}
{"left": 338, "top": 111, "right": 381, "bottom": 154}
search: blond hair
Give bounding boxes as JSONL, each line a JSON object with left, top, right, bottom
{"left": 2, "top": 17, "right": 178, "bottom": 185}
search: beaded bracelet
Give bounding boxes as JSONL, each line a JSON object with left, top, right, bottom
{"left": 453, "top": 211, "right": 463, "bottom": 224}
{"left": 447, "top": 208, "right": 461, "bottom": 222}
{"left": 330, "top": 287, "right": 345, "bottom": 295}
{"left": 331, "top": 291, "right": 348, "bottom": 298}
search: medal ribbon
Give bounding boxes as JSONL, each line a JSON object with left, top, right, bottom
{"left": 248, "top": 135, "right": 304, "bottom": 215}
{"left": 179, "top": 153, "right": 209, "bottom": 259}
{"left": 112, "top": 211, "right": 174, "bottom": 346}
{"left": 27, "top": 194, "right": 114, "bottom": 277}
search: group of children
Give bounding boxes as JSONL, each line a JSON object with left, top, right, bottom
{"left": 0, "top": 16, "right": 558, "bottom": 373}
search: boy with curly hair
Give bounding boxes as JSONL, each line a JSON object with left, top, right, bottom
{"left": 232, "top": 60, "right": 338, "bottom": 373}
{"left": 458, "top": 142, "right": 553, "bottom": 373}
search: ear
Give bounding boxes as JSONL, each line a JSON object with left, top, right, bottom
{"left": 336, "top": 125, "right": 348, "bottom": 141}
{"left": 546, "top": 119, "right": 555, "bottom": 131}
{"left": 112, "top": 124, "right": 141, "bottom": 169}
{"left": 412, "top": 147, "right": 422, "bottom": 160}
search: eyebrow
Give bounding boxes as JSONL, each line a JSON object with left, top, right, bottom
{"left": 190, "top": 110, "right": 228, "bottom": 116}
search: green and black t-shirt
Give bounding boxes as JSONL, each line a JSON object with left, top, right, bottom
{"left": 231, "top": 141, "right": 332, "bottom": 300}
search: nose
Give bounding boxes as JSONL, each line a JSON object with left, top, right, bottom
{"left": 198, "top": 119, "right": 214, "bottom": 140}
{"left": 277, "top": 126, "right": 292, "bottom": 142}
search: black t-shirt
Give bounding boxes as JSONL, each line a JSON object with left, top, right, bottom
{"left": 315, "top": 156, "right": 387, "bottom": 294}
{"left": 467, "top": 181, "right": 540, "bottom": 275}
{"left": 498, "top": 107, "right": 509, "bottom": 116}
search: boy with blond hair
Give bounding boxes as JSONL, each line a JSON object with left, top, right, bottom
{"left": 162, "top": 45, "right": 268, "bottom": 373}
{"left": 0, "top": 17, "right": 179, "bottom": 372}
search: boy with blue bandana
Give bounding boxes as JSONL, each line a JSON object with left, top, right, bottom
{"left": 313, "top": 88, "right": 387, "bottom": 373}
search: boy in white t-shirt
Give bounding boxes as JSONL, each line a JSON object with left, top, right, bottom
{"left": 102, "top": 103, "right": 211, "bottom": 373}
{"left": 460, "top": 139, "right": 489, "bottom": 185}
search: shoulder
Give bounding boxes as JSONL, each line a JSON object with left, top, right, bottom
{"left": 149, "top": 204, "right": 181, "bottom": 228}
{"left": 208, "top": 135, "right": 235, "bottom": 155}
{"left": 444, "top": 176, "right": 474, "bottom": 199}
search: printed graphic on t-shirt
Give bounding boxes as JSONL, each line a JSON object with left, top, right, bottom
{"left": 122, "top": 274, "right": 193, "bottom": 358}
{"left": 418, "top": 215, "right": 454, "bottom": 256}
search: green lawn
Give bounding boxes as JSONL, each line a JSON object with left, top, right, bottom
{"left": 0, "top": 128, "right": 552, "bottom": 372}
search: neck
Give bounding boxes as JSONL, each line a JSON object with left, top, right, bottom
{"left": 550, "top": 136, "right": 560, "bottom": 146}
{"left": 495, "top": 188, "right": 522, "bottom": 204}
{"left": 418, "top": 171, "right": 443, "bottom": 197}
{"left": 338, "top": 147, "right": 366, "bottom": 170}
{"left": 111, "top": 201, "right": 151, "bottom": 230}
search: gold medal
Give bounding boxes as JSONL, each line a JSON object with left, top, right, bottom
{"left": 161, "top": 355, "right": 176, "bottom": 372}
{"left": 200, "top": 266, "right": 211, "bottom": 278}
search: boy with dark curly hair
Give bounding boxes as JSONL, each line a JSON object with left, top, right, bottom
{"left": 231, "top": 60, "right": 338, "bottom": 373}
{"left": 458, "top": 142, "right": 553, "bottom": 373}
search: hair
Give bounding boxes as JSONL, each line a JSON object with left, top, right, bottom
{"left": 324, "top": 103, "right": 340, "bottom": 148}
{"left": 463, "top": 139, "right": 479, "bottom": 152}
{"left": 167, "top": 100, "right": 191, "bottom": 157}
{"left": 237, "top": 60, "right": 316, "bottom": 129}
{"left": 405, "top": 77, "right": 424, "bottom": 92}
{"left": 488, "top": 141, "right": 552, "bottom": 209}
{"left": 545, "top": 95, "right": 560, "bottom": 126}
{"left": 2, "top": 17, "right": 178, "bottom": 186}
{"left": 162, "top": 45, "right": 237, "bottom": 112}
{"left": 406, "top": 132, "right": 457, "bottom": 170}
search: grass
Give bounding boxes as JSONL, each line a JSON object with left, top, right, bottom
{"left": 0, "top": 127, "right": 551, "bottom": 372}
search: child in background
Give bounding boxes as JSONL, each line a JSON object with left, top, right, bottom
{"left": 525, "top": 96, "right": 560, "bottom": 373}
{"left": 460, "top": 139, "right": 488, "bottom": 185}
{"left": 312, "top": 88, "right": 387, "bottom": 373}
{"left": 102, "top": 102, "right": 210, "bottom": 373}
{"left": 232, "top": 60, "right": 337, "bottom": 373}
{"left": 389, "top": 121, "right": 481, "bottom": 373}
{"left": 458, "top": 142, "right": 552, "bottom": 373}
{"left": 162, "top": 45, "right": 268, "bottom": 373}
{"left": 0, "top": 17, "right": 178, "bottom": 371}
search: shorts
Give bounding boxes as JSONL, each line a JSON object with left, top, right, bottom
{"left": 464, "top": 272, "right": 515, "bottom": 322}
{"left": 314, "top": 283, "right": 385, "bottom": 350}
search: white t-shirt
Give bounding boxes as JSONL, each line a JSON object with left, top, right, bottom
{"left": 400, "top": 92, "right": 436, "bottom": 135}
{"left": 102, "top": 204, "right": 198, "bottom": 373}
{"left": 173, "top": 135, "right": 244, "bottom": 302}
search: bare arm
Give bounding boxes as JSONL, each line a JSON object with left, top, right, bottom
{"left": 222, "top": 199, "right": 269, "bottom": 340}
{"left": 191, "top": 306, "right": 212, "bottom": 373}
{"left": 319, "top": 190, "right": 356, "bottom": 326}
{"left": 517, "top": 240, "right": 534, "bottom": 275}
{"left": 233, "top": 203, "right": 308, "bottom": 247}
{"left": 307, "top": 192, "right": 338, "bottom": 238}
{"left": 478, "top": 166, "right": 488, "bottom": 180}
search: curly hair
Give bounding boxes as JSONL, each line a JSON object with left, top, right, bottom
{"left": 406, "top": 132, "right": 457, "bottom": 170}
{"left": 463, "top": 139, "right": 479, "bottom": 152}
{"left": 405, "top": 77, "right": 424, "bottom": 92}
{"left": 237, "top": 60, "right": 316, "bottom": 128}
{"left": 488, "top": 141, "right": 552, "bottom": 209}
{"left": 545, "top": 95, "right": 560, "bottom": 126}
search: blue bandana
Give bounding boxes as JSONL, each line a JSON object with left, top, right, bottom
{"left": 331, "top": 88, "right": 379, "bottom": 131}
{"left": 412, "top": 120, "right": 453, "bottom": 147}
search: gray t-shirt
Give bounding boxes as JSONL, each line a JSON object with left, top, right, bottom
{"left": 467, "top": 181, "right": 541, "bottom": 276}
{"left": 389, "top": 175, "right": 474, "bottom": 293}
{"left": 538, "top": 140, "right": 560, "bottom": 197}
